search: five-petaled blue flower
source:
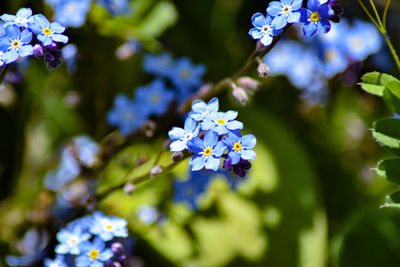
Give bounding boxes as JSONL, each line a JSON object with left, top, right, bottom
{"left": 1, "top": 8, "right": 33, "bottom": 28}
{"left": 249, "top": 13, "right": 282, "bottom": 47}
{"left": 76, "top": 237, "right": 113, "bottom": 267}
{"left": 169, "top": 57, "right": 206, "bottom": 91}
{"left": 300, "top": 0, "right": 332, "bottom": 38}
{"left": 223, "top": 133, "right": 257, "bottom": 164}
{"left": 90, "top": 212, "right": 128, "bottom": 241}
{"left": 201, "top": 111, "right": 243, "bottom": 135}
{"left": 55, "top": 225, "right": 91, "bottom": 255}
{"left": 31, "top": 14, "right": 68, "bottom": 46}
{"left": 143, "top": 53, "right": 174, "bottom": 77}
{"left": 44, "top": 255, "right": 67, "bottom": 267}
{"left": 187, "top": 130, "right": 227, "bottom": 171}
{"left": 267, "top": 0, "right": 302, "bottom": 30}
{"left": 168, "top": 117, "right": 200, "bottom": 152}
{"left": 188, "top": 97, "right": 219, "bottom": 122}
{"left": 51, "top": 0, "right": 91, "bottom": 28}
{"left": 0, "top": 25, "right": 33, "bottom": 64}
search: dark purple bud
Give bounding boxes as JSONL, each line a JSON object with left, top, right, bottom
{"left": 46, "top": 42, "right": 58, "bottom": 51}
{"left": 171, "top": 152, "right": 184, "bottom": 162}
{"left": 233, "top": 165, "right": 246, "bottom": 177}
{"left": 117, "top": 254, "right": 127, "bottom": 262}
{"left": 44, "top": 53, "right": 55, "bottom": 63}
{"left": 111, "top": 242, "right": 124, "bottom": 255}
{"left": 47, "top": 59, "right": 63, "bottom": 70}
{"left": 52, "top": 50, "right": 62, "bottom": 59}
{"left": 113, "top": 263, "right": 122, "bottom": 267}
{"left": 33, "top": 44, "right": 44, "bottom": 57}
{"left": 240, "top": 159, "right": 252, "bottom": 170}
{"left": 223, "top": 158, "right": 233, "bottom": 171}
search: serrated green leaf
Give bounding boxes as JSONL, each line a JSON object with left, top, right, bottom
{"left": 381, "top": 191, "right": 400, "bottom": 209}
{"left": 360, "top": 72, "right": 398, "bottom": 96}
{"left": 372, "top": 119, "right": 400, "bottom": 150}
{"left": 383, "top": 88, "right": 400, "bottom": 114}
{"left": 377, "top": 159, "right": 400, "bottom": 184}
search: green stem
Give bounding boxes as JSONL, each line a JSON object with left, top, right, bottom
{"left": 358, "top": 0, "right": 381, "bottom": 31}
{"left": 368, "top": 0, "right": 384, "bottom": 29}
{"left": 382, "top": 0, "right": 391, "bottom": 31}
{"left": 383, "top": 33, "right": 400, "bottom": 73}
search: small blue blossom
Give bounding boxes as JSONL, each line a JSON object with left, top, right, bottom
{"left": 267, "top": 0, "right": 302, "bottom": 29}
{"left": 169, "top": 57, "right": 206, "bottom": 91}
{"left": 76, "top": 237, "right": 113, "bottom": 267}
{"left": 143, "top": 53, "right": 174, "bottom": 77}
{"left": 73, "top": 136, "right": 100, "bottom": 168}
{"left": 62, "top": 44, "right": 78, "bottom": 72}
{"left": 97, "top": 0, "right": 132, "bottom": 16}
{"left": 249, "top": 13, "right": 282, "bottom": 47}
{"left": 107, "top": 94, "right": 147, "bottom": 135}
{"left": 52, "top": 0, "right": 91, "bottom": 28}
{"left": 55, "top": 225, "right": 91, "bottom": 255}
{"left": 90, "top": 212, "right": 128, "bottom": 241}
{"left": 30, "top": 14, "right": 68, "bottom": 46}
{"left": 134, "top": 79, "right": 174, "bottom": 116}
{"left": 1, "top": 8, "right": 33, "bottom": 28}
{"left": 300, "top": 0, "right": 332, "bottom": 38}
{"left": 321, "top": 45, "right": 348, "bottom": 78}
{"left": 223, "top": 133, "right": 257, "bottom": 165}
{"left": 187, "top": 130, "right": 227, "bottom": 171}
{"left": 136, "top": 205, "right": 159, "bottom": 224}
{"left": 44, "top": 255, "right": 67, "bottom": 267}
{"left": 201, "top": 111, "right": 243, "bottom": 135}
{"left": 188, "top": 97, "right": 219, "bottom": 122}
{"left": 0, "top": 25, "right": 33, "bottom": 64}
{"left": 169, "top": 117, "right": 200, "bottom": 152}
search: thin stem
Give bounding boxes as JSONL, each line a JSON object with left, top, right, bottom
{"left": 383, "top": 33, "right": 400, "bottom": 73}
{"left": 358, "top": 0, "right": 382, "bottom": 31}
{"left": 368, "top": 0, "right": 384, "bottom": 29}
{"left": 383, "top": 0, "right": 391, "bottom": 31}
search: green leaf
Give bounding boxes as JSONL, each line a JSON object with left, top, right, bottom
{"left": 373, "top": 119, "right": 400, "bottom": 150}
{"left": 377, "top": 159, "right": 400, "bottom": 184}
{"left": 381, "top": 191, "right": 400, "bottom": 209}
{"left": 383, "top": 88, "right": 400, "bottom": 114}
{"left": 386, "top": 80, "right": 400, "bottom": 100}
{"left": 360, "top": 72, "right": 398, "bottom": 96}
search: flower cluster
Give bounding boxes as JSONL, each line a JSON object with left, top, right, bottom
{"left": 45, "top": 212, "right": 130, "bottom": 267}
{"left": 0, "top": 8, "right": 68, "bottom": 68}
{"left": 263, "top": 18, "right": 382, "bottom": 103}
{"left": 45, "top": 0, "right": 131, "bottom": 28}
{"left": 168, "top": 98, "right": 256, "bottom": 176}
{"left": 249, "top": 0, "right": 342, "bottom": 46}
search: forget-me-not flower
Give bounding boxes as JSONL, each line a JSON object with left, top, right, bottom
{"left": 169, "top": 117, "right": 200, "bottom": 152}
{"left": 0, "top": 25, "right": 33, "bottom": 64}
{"left": 1, "top": 8, "right": 33, "bottom": 28}
{"left": 267, "top": 0, "right": 302, "bottom": 29}
{"left": 44, "top": 255, "right": 67, "bottom": 267}
{"left": 188, "top": 97, "right": 219, "bottom": 122}
{"left": 90, "top": 212, "right": 128, "bottom": 241}
{"left": 249, "top": 13, "right": 282, "bottom": 46}
{"left": 201, "top": 111, "right": 243, "bottom": 135}
{"left": 30, "top": 14, "right": 68, "bottom": 46}
{"left": 300, "top": 0, "right": 332, "bottom": 38}
{"left": 55, "top": 226, "right": 91, "bottom": 255}
{"left": 98, "top": 0, "right": 132, "bottom": 16}
{"left": 187, "top": 130, "right": 227, "bottom": 171}
{"left": 76, "top": 237, "right": 113, "bottom": 267}
{"left": 223, "top": 133, "right": 257, "bottom": 164}
{"left": 52, "top": 0, "right": 91, "bottom": 28}
{"left": 143, "top": 53, "right": 174, "bottom": 77}
{"left": 169, "top": 58, "right": 206, "bottom": 90}
{"left": 62, "top": 44, "right": 78, "bottom": 72}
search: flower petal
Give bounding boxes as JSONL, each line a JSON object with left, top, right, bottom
{"left": 205, "top": 156, "right": 220, "bottom": 171}
{"left": 251, "top": 12, "right": 266, "bottom": 28}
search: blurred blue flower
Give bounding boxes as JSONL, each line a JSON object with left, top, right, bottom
{"left": 107, "top": 94, "right": 147, "bottom": 135}
{"left": 0, "top": 25, "right": 33, "bottom": 64}
{"left": 97, "top": 0, "right": 132, "bottom": 16}
{"left": 201, "top": 111, "right": 243, "bottom": 135}
{"left": 134, "top": 79, "right": 174, "bottom": 116}
{"left": 73, "top": 136, "right": 100, "bottom": 167}
{"left": 249, "top": 13, "right": 282, "bottom": 46}
{"left": 55, "top": 226, "right": 91, "bottom": 255}
{"left": 30, "top": 14, "right": 68, "bottom": 46}
{"left": 44, "top": 255, "right": 67, "bottom": 267}
{"left": 52, "top": 0, "right": 91, "bottom": 28}
{"left": 1, "top": 8, "right": 33, "bottom": 28}
{"left": 187, "top": 130, "right": 227, "bottom": 171}
{"left": 62, "top": 44, "right": 78, "bottom": 72}
{"left": 76, "top": 237, "right": 113, "bottom": 267}
{"left": 136, "top": 205, "right": 159, "bottom": 224}
{"left": 321, "top": 45, "right": 348, "bottom": 78}
{"left": 267, "top": 0, "right": 302, "bottom": 29}
{"left": 169, "top": 58, "right": 206, "bottom": 91}
{"left": 168, "top": 117, "right": 200, "bottom": 152}
{"left": 188, "top": 97, "right": 219, "bottom": 122}
{"left": 300, "top": 0, "right": 332, "bottom": 38}
{"left": 90, "top": 212, "right": 128, "bottom": 241}
{"left": 223, "top": 133, "right": 256, "bottom": 165}
{"left": 143, "top": 53, "right": 174, "bottom": 77}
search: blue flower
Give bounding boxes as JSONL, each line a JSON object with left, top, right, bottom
{"left": 223, "top": 133, "right": 256, "bottom": 164}
{"left": 30, "top": 14, "right": 68, "bottom": 46}
{"left": 188, "top": 97, "right": 219, "bottom": 122}
{"left": 76, "top": 237, "right": 113, "bottom": 267}
{"left": 97, "top": 0, "right": 132, "bottom": 16}
{"left": 107, "top": 94, "right": 147, "bottom": 135}
{"left": 0, "top": 8, "right": 33, "bottom": 28}
{"left": 143, "top": 53, "right": 174, "bottom": 77}
{"left": 321, "top": 45, "right": 348, "bottom": 78}
{"left": 134, "top": 79, "right": 174, "bottom": 116}
{"left": 44, "top": 255, "right": 67, "bottom": 267}
{"left": 169, "top": 117, "right": 200, "bottom": 152}
{"left": 0, "top": 25, "right": 33, "bottom": 64}
{"left": 249, "top": 13, "right": 282, "bottom": 46}
{"left": 90, "top": 212, "right": 128, "bottom": 241}
{"left": 187, "top": 130, "right": 227, "bottom": 171}
{"left": 62, "top": 44, "right": 78, "bottom": 72}
{"left": 267, "top": 0, "right": 302, "bottom": 29}
{"left": 169, "top": 58, "right": 206, "bottom": 91}
{"left": 201, "top": 111, "right": 243, "bottom": 135}
{"left": 73, "top": 136, "right": 100, "bottom": 168}
{"left": 0, "top": 50, "right": 6, "bottom": 67}
{"left": 173, "top": 170, "right": 212, "bottom": 210}
{"left": 300, "top": 0, "right": 332, "bottom": 38}
{"left": 52, "top": 0, "right": 91, "bottom": 28}
{"left": 55, "top": 226, "right": 91, "bottom": 255}
{"left": 136, "top": 205, "right": 159, "bottom": 224}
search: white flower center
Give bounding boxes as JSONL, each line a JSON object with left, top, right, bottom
{"left": 262, "top": 25, "right": 271, "bottom": 34}
{"left": 67, "top": 236, "right": 79, "bottom": 246}
{"left": 281, "top": 5, "right": 292, "bottom": 15}
{"left": 15, "top": 17, "right": 26, "bottom": 23}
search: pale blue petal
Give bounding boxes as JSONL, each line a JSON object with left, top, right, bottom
{"left": 17, "top": 8, "right": 32, "bottom": 18}
{"left": 38, "top": 34, "right": 52, "bottom": 46}
{"left": 204, "top": 130, "right": 218, "bottom": 147}
{"left": 75, "top": 255, "right": 90, "bottom": 267}
{"left": 318, "top": 18, "right": 331, "bottom": 34}
{"left": 213, "top": 141, "right": 227, "bottom": 157}
{"left": 225, "top": 110, "right": 238, "bottom": 120}
{"left": 55, "top": 244, "right": 70, "bottom": 254}
{"left": 226, "top": 120, "right": 243, "bottom": 130}
{"left": 260, "top": 34, "right": 273, "bottom": 46}
{"left": 190, "top": 155, "right": 206, "bottom": 171}
{"left": 191, "top": 99, "right": 206, "bottom": 112}
{"left": 18, "top": 45, "right": 33, "bottom": 57}
{"left": 0, "top": 14, "right": 16, "bottom": 22}
{"left": 287, "top": 11, "right": 301, "bottom": 23}
{"left": 170, "top": 140, "right": 187, "bottom": 152}
{"left": 50, "top": 22, "right": 65, "bottom": 33}
{"left": 99, "top": 249, "right": 113, "bottom": 261}
{"left": 242, "top": 134, "right": 257, "bottom": 149}
{"left": 3, "top": 50, "right": 18, "bottom": 64}
{"left": 5, "top": 25, "right": 20, "bottom": 39}
{"left": 228, "top": 151, "right": 241, "bottom": 164}
{"left": 307, "top": 0, "right": 320, "bottom": 11}
{"left": 249, "top": 28, "right": 264, "bottom": 40}
{"left": 241, "top": 150, "right": 256, "bottom": 160}
{"left": 52, "top": 34, "right": 69, "bottom": 44}
{"left": 205, "top": 156, "right": 220, "bottom": 171}
{"left": 267, "top": 2, "right": 282, "bottom": 16}
{"left": 291, "top": 0, "right": 303, "bottom": 10}
{"left": 303, "top": 22, "right": 318, "bottom": 38}
{"left": 168, "top": 127, "right": 186, "bottom": 140}
{"left": 271, "top": 15, "right": 287, "bottom": 30}
{"left": 187, "top": 138, "right": 205, "bottom": 153}
{"left": 184, "top": 117, "right": 197, "bottom": 132}
{"left": 207, "top": 97, "right": 219, "bottom": 112}
{"left": 251, "top": 13, "right": 266, "bottom": 28}
{"left": 20, "top": 29, "right": 32, "bottom": 43}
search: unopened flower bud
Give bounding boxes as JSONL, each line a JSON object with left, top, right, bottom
{"left": 111, "top": 242, "right": 124, "bottom": 255}
{"left": 143, "top": 121, "right": 156, "bottom": 137}
{"left": 150, "top": 165, "right": 162, "bottom": 178}
{"left": 123, "top": 182, "right": 136, "bottom": 196}
{"left": 171, "top": 151, "right": 184, "bottom": 162}
{"left": 237, "top": 77, "right": 261, "bottom": 92}
{"left": 257, "top": 62, "right": 270, "bottom": 79}
{"left": 232, "top": 84, "right": 248, "bottom": 106}
{"left": 33, "top": 44, "right": 44, "bottom": 57}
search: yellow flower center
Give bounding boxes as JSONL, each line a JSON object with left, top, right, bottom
{"left": 89, "top": 249, "right": 99, "bottom": 260}
{"left": 106, "top": 224, "right": 113, "bottom": 230}
{"left": 203, "top": 147, "right": 212, "bottom": 156}
{"left": 310, "top": 12, "right": 320, "bottom": 22}
{"left": 11, "top": 40, "right": 21, "bottom": 49}
{"left": 324, "top": 50, "right": 337, "bottom": 62}
{"left": 217, "top": 119, "right": 226, "bottom": 125}
{"left": 233, "top": 142, "right": 242, "bottom": 151}
{"left": 68, "top": 237, "right": 78, "bottom": 245}
{"left": 43, "top": 28, "right": 52, "bottom": 35}
{"left": 181, "top": 70, "right": 191, "bottom": 79}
